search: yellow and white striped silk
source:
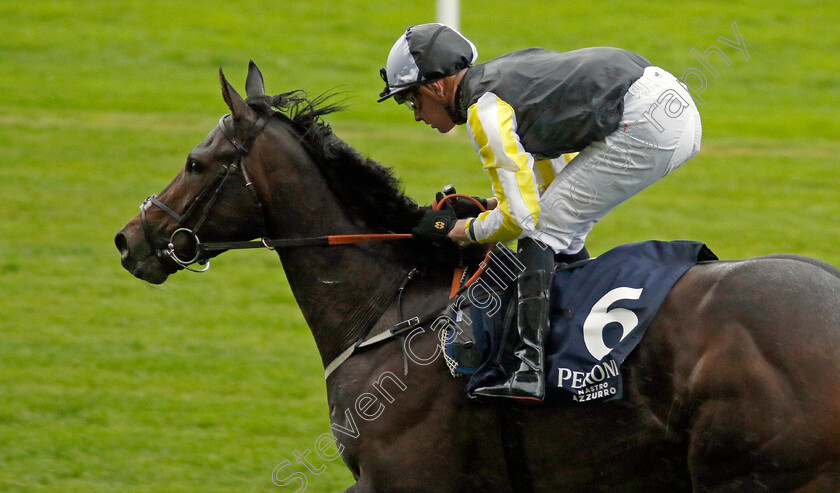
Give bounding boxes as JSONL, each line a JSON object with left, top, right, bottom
{"left": 464, "top": 92, "right": 541, "bottom": 244}
{"left": 534, "top": 152, "right": 577, "bottom": 192}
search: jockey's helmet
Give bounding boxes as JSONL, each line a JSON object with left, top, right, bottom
{"left": 378, "top": 23, "right": 477, "bottom": 103}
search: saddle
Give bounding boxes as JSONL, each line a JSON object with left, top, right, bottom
{"left": 439, "top": 240, "right": 717, "bottom": 403}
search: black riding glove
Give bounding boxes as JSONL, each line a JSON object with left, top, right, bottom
{"left": 412, "top": 208, "right": 458, "bottom": 242}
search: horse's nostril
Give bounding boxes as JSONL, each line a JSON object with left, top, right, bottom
{"left": 115, "top": 231, "right": 129, "bottom": 257}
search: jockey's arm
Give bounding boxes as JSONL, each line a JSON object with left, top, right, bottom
{"left": 461, "top": 93, "right": 541, "bottom": 245}
{"left": 447, "top": 198, "right": 498, "bottom": 245}
{"left": 448, "top": 219, "right": 470, "bottom": 244}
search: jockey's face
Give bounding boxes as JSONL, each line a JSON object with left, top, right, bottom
{"left": 413, "top": 83, "right": 457, "bottom": 134}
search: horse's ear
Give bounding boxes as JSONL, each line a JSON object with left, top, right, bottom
{"left": 219, "top": 67, "right": 254, "bottom": 120}
{"left": 245, "top": 60, "right": 266, "bottom": 99}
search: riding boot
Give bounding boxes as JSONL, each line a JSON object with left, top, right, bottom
{"left": 473, "top": 239, "right": 554, "bottom": 403}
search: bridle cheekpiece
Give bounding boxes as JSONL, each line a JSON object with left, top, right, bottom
{"left": 139, "top": 112, "right": 273, "bottom": 272}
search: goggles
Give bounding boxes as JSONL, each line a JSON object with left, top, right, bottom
{"left": 394, "top": 86, "right": 419, "bottom": 111}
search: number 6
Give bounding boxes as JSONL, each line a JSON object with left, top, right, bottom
{"left": 582, "top": 287, "right": 643, "bottom": 360}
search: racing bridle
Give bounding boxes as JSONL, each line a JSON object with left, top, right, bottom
{"left": 139, "top": 112, "right": 271, "bottom": 272}
{"left": 139, "top": 111, "right": 414, "bottom": 273}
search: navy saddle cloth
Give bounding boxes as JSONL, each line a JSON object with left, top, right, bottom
{"left": 445, "top": 240, "right": 716, "bottom": 403}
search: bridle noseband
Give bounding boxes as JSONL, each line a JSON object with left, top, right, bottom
{"left": 140, "top": 113, "right": 271, "bottom": 272}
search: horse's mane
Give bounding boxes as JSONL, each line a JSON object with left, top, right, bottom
{"left": 246, "top": 91, "right": 425, "bottom": 234}
{"left": 243, "top": 91, "right": 478, "bottom": 269}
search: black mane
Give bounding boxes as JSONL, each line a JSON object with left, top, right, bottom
{"left": 243, "top": 91, "right": 485, "bottom": 271}
{"left": 246, "top": 91, "right": 425, "bottom": 234}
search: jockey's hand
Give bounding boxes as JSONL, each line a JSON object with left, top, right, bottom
{"left": 412, "top": 209, "right": 457, "bottom": 242}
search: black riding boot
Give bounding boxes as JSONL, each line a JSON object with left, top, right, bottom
{"left": 473, "top": 238, "right": 554, "bottom": 403}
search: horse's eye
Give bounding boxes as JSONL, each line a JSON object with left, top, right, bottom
{"left": 187, "top": 160, "right": 205, "bottom": 174}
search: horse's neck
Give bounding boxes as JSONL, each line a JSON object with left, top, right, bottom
{"left": 265, "top": 187, "right": 420, "bottom": 367}
{"left": 257, "top": 125, "right": 452, "bottom": 368}
{"left": 278, "top": 246, "right": 412, "bottom": 364}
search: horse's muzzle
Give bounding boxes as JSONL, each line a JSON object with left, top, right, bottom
{"left": 115, "top": 224, "right": 175, "bottom": 284}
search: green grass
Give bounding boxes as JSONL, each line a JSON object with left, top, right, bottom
{"left": 1, "top": 0, "right": 838, "bottom": 491}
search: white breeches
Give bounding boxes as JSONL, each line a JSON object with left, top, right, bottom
{"left": 533, "top": 66, "right": 703, "bottom": 254}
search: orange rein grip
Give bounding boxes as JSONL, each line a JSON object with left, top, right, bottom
{"left": 327, "top": 234, "right": 414, "bottom": 245}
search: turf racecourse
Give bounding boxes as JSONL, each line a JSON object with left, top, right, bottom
{"left": 1, "top": 1, "right": 838, "bottom": 491}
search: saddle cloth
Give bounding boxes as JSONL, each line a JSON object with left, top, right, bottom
{"left": 444, "top": 240, "right": 717, "bottom": 403}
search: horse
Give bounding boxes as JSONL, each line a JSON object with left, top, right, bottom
{"left": 115, "top": 62, "right": 840, "bottom": 492}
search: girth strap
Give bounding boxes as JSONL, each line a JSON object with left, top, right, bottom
{"left": 324, "top": 269, "right": 416, "bottom": 380}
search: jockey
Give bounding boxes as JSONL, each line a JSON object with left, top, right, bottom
{"left": 378, "top": 23, "right": 702, "bottom": 402}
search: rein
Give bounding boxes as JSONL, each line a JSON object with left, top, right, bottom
{"left": 197, "top": 233, "right": 414, "bottom": 252}
{"left": 197, "top": 194, "right": 487, "bottom": 253}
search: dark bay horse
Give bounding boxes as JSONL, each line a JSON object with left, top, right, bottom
{"left": 115, "top": 62, "right": 840, "bottom": 492}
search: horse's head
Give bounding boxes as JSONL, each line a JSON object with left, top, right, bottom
{"left": 118, "top": 62, "right": 454, "bottom": 287}
{"left": 115, "top": 62, "right": 285, "bottom": 284}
